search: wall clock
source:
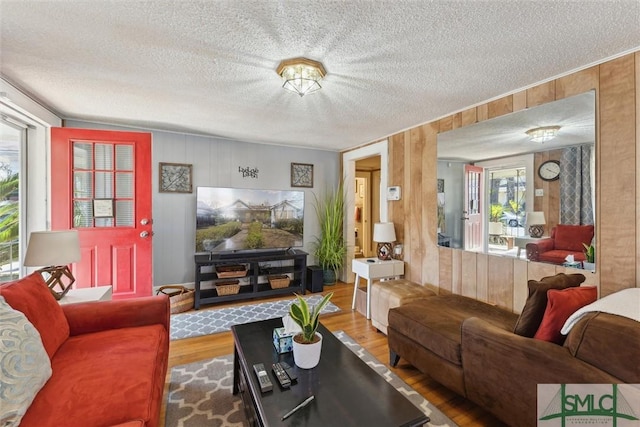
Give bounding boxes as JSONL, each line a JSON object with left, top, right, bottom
{"left": 291, "top": 163, "right": 314, "bottom": 188}
{"left": 538, "top": 160, "right": 560, "bottom": 181}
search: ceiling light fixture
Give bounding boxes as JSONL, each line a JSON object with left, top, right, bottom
{"left": 276, "top": 57, "right": 326, "bottom": 97}
{"left": 526, "top": 126, "right": 561, "bottom": 143}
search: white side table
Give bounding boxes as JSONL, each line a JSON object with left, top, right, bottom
{"left": 514, "top": 236, "right": 546, "bottom": 258}
{"left": 351, "top": 258, "right": 404, "bottom": 319}
{"left": 58, "top": 285, "right": 112, "bottom": 305}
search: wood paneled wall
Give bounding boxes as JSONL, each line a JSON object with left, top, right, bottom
{"left": 386, "top": 52, "right": 638, "bottom": 312}
{"left": 533, "top": 150, "right": 561, "bottom": 231}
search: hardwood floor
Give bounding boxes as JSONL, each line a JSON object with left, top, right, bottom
{"left": 161, "top": 282, "right": 506, "bottom": 427}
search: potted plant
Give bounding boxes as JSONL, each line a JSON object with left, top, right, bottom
{"left": 313, "top": 182, "right": 346, "bottom": 285}
{"left": 488, "top": 204, "right": 504, "bottom": 235}
{"left": 582, "top": 242, "right": 595, "bottom": 271}
{"left": 288, "top": 292, "right": 334, "bottom": 369}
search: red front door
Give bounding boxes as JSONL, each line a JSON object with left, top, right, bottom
{"left": 464, "top": 164, "right": 483, "bottom": 252}
{"left": 51, "top": 128, "right": 153, "bottom": 299}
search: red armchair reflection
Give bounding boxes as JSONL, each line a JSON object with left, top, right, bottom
{"left": 526, "top": 224, "right": 594, "bottom": 265}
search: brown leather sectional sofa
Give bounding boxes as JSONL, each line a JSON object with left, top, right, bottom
{"left": 387, "top": 274, "right": 640, "bottom": 427}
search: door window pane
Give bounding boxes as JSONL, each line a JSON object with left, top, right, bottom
{"left": 73, "top": 143, "right": 93, "bottom": 169}
{"left": 95, "top": 143, "right": 113, "bottom": 170}
{"left": 115, "top": 172, "right": 133, "bottom": 198}
{"left": 73, "top": 172, "right": 93, "bottom": 198}
{"left": 95, "top": 217, "right": 114, "bottom": 227}
{"left": 73, "top": 200, "right": 93, "bottom": 227}
{"left": 116, "top": 145, "right": 133, "bottom": 170}
{"left": 115, "top": 200, "right": 133, "bottom": 226}
{"left": 95, "top": 172, "right": 113, "bottom": 198}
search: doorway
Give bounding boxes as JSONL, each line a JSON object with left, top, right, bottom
{"left": 355, "top": 156, "right": 381, "bottom": 258}
{"left": 486, "top": 166, "right": 527, "bottom": 256}
{"left": 51, "top": 127, "right": 153, "bottom": 299}
{"left": 342, "top": 140, "right": 389, "bottom": 283}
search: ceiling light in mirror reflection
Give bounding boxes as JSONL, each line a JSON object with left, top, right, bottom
{"left": 526, "top": 126, "right": 561, "bottom": 143}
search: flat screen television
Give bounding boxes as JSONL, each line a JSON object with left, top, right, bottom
{"left": 195, "top": 186, "right": 305, "bottom": 254}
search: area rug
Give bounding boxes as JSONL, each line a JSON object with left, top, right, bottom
{"left": 165, "top": 331, "right": 458, "bottom": 427}
{"left": 170, "top": 294, "right": 341, "bottom": 340}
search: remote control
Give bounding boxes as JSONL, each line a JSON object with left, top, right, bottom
{"left": 279, "top": 361, "right": 297, "bottom": 382}
{"left": 253, "top": 363, "right": 273, "bottom": 392}
{"left": 272, "top": 363, "right": 291, "bottom": 388}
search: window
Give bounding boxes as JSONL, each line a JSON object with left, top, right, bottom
{"left": 0, "top": 117, "right": 24, "bottom": 282}
{"left": 72, "top": 141, "right": 135, "bottom": 228}
{"left": 487, "top": 167, "right": 526, "bottom": 255}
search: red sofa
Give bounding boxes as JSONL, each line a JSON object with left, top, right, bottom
{"left": 0, "top": 273, "right": 170, "bottom": 427}
{"left": 526, "top": 224, "right": 594, "bottom": 265}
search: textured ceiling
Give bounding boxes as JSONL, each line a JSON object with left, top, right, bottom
{"left": 1, "top": 1, "right": 639, "bottom": 152}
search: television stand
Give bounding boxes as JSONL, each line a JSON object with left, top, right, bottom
{"left": 193, "top": 249, "right": 308, "bottom": 309}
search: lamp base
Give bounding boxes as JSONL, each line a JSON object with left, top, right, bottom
{"left": 377, "top": 242, "right": 393, "bottom": 260}
{"left": 528, "top": 225, "right": 544, "bottom": 238}
{"left": 38, "top": 265, "right": 76, "bottom": 300}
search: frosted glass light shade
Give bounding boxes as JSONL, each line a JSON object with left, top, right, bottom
{"left": 526, "top": 126, "right": 560, "bottom": 143}
{"left": 277, "top": 58, "right": 326, "bottom": 97}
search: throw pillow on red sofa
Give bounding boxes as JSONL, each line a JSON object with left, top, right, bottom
{"left": 0, "top": 272, "right": 70, "bottom": 359}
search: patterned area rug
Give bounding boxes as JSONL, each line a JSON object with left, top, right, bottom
{"left": 165, "top": 331, "right": 458, "bottom": 427}
{"left": 170, "top": 295, "right": 341, "bottom": 340}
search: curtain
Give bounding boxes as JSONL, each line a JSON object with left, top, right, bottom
{"left": 560, "top": 146, "right": 594, "bottom": 225}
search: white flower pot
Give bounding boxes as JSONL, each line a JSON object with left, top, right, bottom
{"left": 488, "top": 222, "right": 503, "bottom": 235}
{"left": 583, "top": 261, "right": 595, "bottom": 271}
{"left": 292, "top": 332, "right": 323, "bottom": 369}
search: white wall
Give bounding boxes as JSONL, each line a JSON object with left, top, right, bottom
{"left": 66, "top": 120, "right": 339, "bottom": 286}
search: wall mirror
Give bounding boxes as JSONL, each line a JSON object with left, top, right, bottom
{"left": 437, "top": 90, "right": 596, "bottom": 270}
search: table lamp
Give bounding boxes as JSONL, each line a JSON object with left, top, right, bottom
{"left": 373, "top": 222, "right": 396, "bottom": 260}
{"left": 526, "top": 212, "right": 546, "bottom": 238}
{"left": 24, "top": 230, "right": 81, "bottom": 300}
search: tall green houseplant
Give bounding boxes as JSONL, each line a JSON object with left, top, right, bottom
{"left": 313, "top": 181, "right": 346, "bottom": 285}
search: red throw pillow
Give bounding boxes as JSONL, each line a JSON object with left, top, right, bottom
{"left": 513, "top": 273, "right": 586, "bottom": 337}
{"left": 0, "top": 272, "right": 70, "bottom": 359}
{"left": 534, "top": 286, "right": 597, "bottom": 344}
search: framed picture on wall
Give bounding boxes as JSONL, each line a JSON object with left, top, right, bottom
{"left": 291, "top": 163, "right": 314, "bottom": 188}
{"left": 93, "top": 199, "right": 114, "bottom": 218}
{"left": 159, "top": 162, "right": 193, "bottom": 193}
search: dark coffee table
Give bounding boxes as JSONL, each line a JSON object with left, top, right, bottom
{"left": 232, "top": 318, "right": 429, "bottom": 426}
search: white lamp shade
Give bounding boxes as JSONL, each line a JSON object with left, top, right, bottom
{"left": 373, "top": 222, "right": 396, "bottom": 243}
{"left": 526, "top": 211, "right": 546, "bottom": 225}
{"left": 24, "top": 230, "right": 81, "bottom": 267}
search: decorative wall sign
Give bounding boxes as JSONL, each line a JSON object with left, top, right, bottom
{"left": 160, "top": 162, "right": 193, "bottom": 193}
{"left": 239, "top": 166, "right": 259, "bottom": 179}
{"left": 291, "top": 163, "right": 313, "bottom": 188}
{"left": 93, "top": 199, "right": 114, "bottom": 218}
